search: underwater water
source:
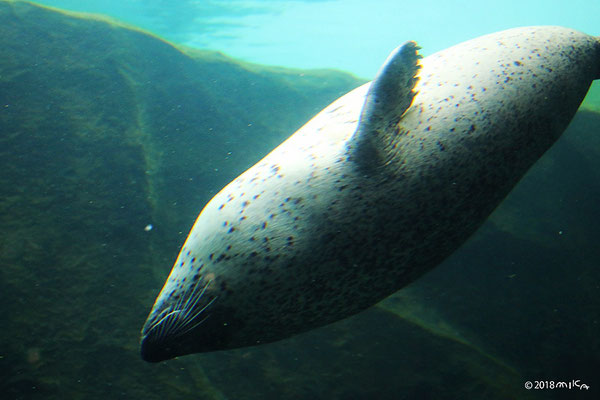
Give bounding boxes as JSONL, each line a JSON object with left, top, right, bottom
{"left": 0, "top": 0, "right": 598, "bottom": 399}
{"left": 31, "top": 0, "right": 600, "bottom": 77}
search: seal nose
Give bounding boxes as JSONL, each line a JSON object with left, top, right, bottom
{"left": 140, "top": 336, "right": 166, "bottom": 362}
{"left": 140, "top": 311, "right": 203, "bottom": 362}
{"left": 140, "top": 314, "right": 178, "bottom": 363}
{"left": 140, "top": 334, "right": 167, "bottom": 363}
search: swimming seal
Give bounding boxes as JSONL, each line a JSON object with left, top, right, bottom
{"left": 141, "top": 26, "right": 600, "bottom": 362}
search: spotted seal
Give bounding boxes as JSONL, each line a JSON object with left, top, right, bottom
{"left": 141, "top": 26, "right": 600, "bottom": 362}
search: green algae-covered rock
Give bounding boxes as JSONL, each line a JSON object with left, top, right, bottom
{"left": 0, "top": 1, "right": 362, "bottom": 399}
{"left": 1, "top": 1, "right": 599, "bottom": 399}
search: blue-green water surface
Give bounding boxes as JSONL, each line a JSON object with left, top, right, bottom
{"left": 33, "top": 0, "right": 600, "bottom": 77}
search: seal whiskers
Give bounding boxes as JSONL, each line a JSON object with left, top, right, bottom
{"left": 172, "top": 301, "right": 214, "bottom": 338}
{"left": 144, "top": 279, "right": 215, "bottom": 342}
{"left": 170, "top": 284, "right": 217, "bottom": 339}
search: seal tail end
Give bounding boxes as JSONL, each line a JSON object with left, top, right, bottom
{"left": 597, "top": 36, "right": 600, "bottom": 79}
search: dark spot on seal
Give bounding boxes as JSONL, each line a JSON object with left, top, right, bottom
{"left": 262, "top": 222, "right": 267, "bottom": 229}
{"left": 218, "top": 204, "right": 225, "bottom": 210}
{"left": 250, "top": 251, "right": 258, "bottom": 257}
{"left": 209, "top": 253, "right": 214, "bottom": 260}
{"left": 228, "top": 227, "right": 235, "bottom": 233}
{"left": 223, "top": 221, "right": 228, "bottom": 227}
{"left": 242, "top": 201, "right": 249, "bottom": 208}
{"left": 468, "top": 124, "right": 476, "bottom": 134}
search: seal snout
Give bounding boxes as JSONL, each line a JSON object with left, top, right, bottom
{"left": 140, "top": 334, "right": 170, "bottom": 363}
{"left": 139, "top": 313, "right": 196, "bottom": 362}
{"left": 139, "top": 279, "right": 219, "bottom": 362}
{"left": 140, "top": 312, "right": 178, "bottom": 362}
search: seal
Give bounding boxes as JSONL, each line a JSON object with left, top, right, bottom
{"left": 141, "top": 26, "right": 600, "bottom": 362}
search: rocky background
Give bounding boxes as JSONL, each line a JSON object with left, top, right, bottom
{"left": 0, "top": 1, "right": 598, "bottom": 399}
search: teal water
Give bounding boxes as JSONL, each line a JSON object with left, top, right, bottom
{"left": 32, "top": 0, "right": 600, "bottom": 77}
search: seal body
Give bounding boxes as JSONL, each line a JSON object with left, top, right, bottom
{"left": 141, "top": 26, "right": 600, "bottom": 362}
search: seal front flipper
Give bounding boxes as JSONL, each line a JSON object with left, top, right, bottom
{"left": 351, "top": 41, "right": 421, "bottom": 172}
